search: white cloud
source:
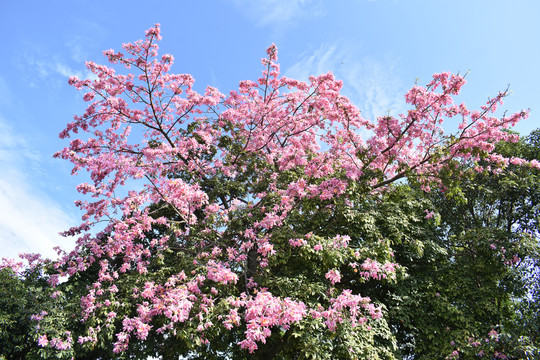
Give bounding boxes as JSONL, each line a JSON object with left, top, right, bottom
{"left": 232, "top": 0, "right": 324, "bottom": 27}
{"left": 344, "top": 56, "right": 405, "bottom": 121}
{"left": 15, "top": 40, "right": 96, "bottom": 88}
{"left": 66, "top": 35, "right": 94, "bottom": 64}
{"left": 285, "top": 43, "right": 340, "bottom": 81}
{"left": 65, "top": 19, "right": 108, "bottom": 63}
{"left": 285, "top": 42, "right": 407, "bottom": 122}
{"left": 23, "top": 57, "right": 94, "bottom": 88}
{"left": 0, "top": 118, "right": 76, "bottom": 260}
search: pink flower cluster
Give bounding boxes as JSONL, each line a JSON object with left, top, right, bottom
{"left": 446, "top": 329, "right": 507, "bottom": 359}
{"left": 325, "top": 269, "right": 342, "bottom": 285}
{"left": 312, "top": 290, "right": 382, "bottom": 331}
{"left": 234, "top": 292, "right": 307, "bottom": 353}
{"left": 357, "top": 258, "right": 397, "bottom": 280}
{"left": 37, "top": 331, "right": 73, "bottom": 351}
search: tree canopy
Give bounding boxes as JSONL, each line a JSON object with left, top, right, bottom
{"left": 1, "top": 25, "right": 539, "bottom": 360}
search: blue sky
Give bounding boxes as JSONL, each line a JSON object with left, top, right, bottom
{"left": 1, "top": 0, "right": 539, "bottom": 259}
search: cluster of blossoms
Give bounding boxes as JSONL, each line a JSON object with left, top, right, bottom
{"left": 445, "top": 329, "right": 509, "bottom": 359}
{"left": 311, "top": 290, "right": 382, "bottom": 331}
{"left": 356, "top": 258, "right": 397, "bottom": 281}
{"left": 489, "top": 239, "right": 523, "bottom": 267}
{"left": 15, "top": 24, "right": 533, "bottom": 356}
{"left": 232, "top": 291, "right": 307, "bottom": 352}
{"left": 37, "top": 332, "right": 73, "bottom": 351}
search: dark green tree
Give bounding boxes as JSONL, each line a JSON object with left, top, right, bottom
{"left": 385, "top": 130, "right": 540, "bottom": 359}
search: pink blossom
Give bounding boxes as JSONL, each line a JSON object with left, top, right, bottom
{"left": 38, "top": 334, "right": 49, "bottom": 347}
{"left": 141, "top": 282, "right": 155, "bottom": 299}
{"left": 237, "top": 291, "right": 306, "bottom": 352}
{"left": 289, "top": 238, "right": 307, "bottom": 247}
{"left": 331, "top": 234, "right": 350, "bottom": 249}
{"left": 206, "top": 261, "right": 238, "bottom": 284}
{"left": 326, "top": 269, "right": 342, "bottom": 285}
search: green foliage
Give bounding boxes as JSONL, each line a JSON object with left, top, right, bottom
{"left": 0, "top": 267, "right": 38, "bottom": 359}
{"left": 385, "top": 131, "right": 540, "bottom": 359}
{"left": 0, "top": 266, "right": 61, "bottom": 360}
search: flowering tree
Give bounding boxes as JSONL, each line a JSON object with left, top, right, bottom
{"left": 3, "top": 24, "right": 538, "bottom": 359}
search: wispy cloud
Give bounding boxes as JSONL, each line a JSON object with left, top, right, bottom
{"left": 285, "top": 42, "right": 407, "bottom": 122}
{"left": 0, "top": 118, "right": 76, "bottom": 260}
{"left": 14, "top": 37, "right": 97, "bottom": 89}
{"left": 20, "top": 55, "right": 93, "bottom": 88}
{"left": 285, "top": 43, "right": 340, "bottom": 82}
{"left": 232, "top": 0, "right": 325, "bottom": 27}
{"left": 64, "top": 19, "right": 108, "bottom": 63}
